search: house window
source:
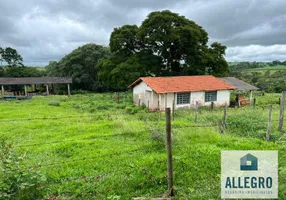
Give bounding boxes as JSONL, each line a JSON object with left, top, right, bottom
{"left": 177, "top": 93, "right": 190, "bottom": 104}
{"left": 205, "top": 91, "right": 217, "bottom": 102}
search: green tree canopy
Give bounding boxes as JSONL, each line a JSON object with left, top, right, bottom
{"left": 45, "top": 43, "right": 110, "bottom": 91}
{"left": 98, "top": 10, "right": 229, "bottom": 90}
{"left": 0, "top": 47, "right": 23, "bottom": 67}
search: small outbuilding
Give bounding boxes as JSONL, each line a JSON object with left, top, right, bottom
{"left": 219, "top": 77, "right": 259, "bottom": 106}
{"left": 128, "top": 75, "right": 236, "bottom": 111}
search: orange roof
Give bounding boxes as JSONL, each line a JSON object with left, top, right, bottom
{"left": 129, "top": 75, "right": 236, "bottom": 94}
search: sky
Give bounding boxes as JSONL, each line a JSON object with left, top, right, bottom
{"left": 0, "top": 0, "right": 286, "bottom": 66}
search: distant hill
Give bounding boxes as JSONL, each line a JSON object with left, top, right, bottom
{"left": 229, "top": 61, "right": 286, "bottom": 93}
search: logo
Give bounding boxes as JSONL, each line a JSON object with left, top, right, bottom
{"left": 240, "top": 153, "right": 258, "bottom": 171}
{"left": 221, "top": 151, "right": 278, "bottom": 199}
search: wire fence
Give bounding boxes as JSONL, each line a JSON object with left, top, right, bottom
{"left": 0, "top": 97, "right": 285, "bottom": 196}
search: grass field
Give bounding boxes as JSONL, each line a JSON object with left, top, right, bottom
{"left": 0, "top": 93, "right": 286, "bottom": 199}
{"left": 245, "top": 65, "right": 286, "bottom": 72}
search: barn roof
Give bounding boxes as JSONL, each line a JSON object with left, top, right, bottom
{"left": 129, "top": 75, "right": 236, "bottom": 94}
{"left": 219, "top": 77, "right": 259, "bottom": 91}
{"left": 0, "top": 77, "right": 72, "bottom": 85}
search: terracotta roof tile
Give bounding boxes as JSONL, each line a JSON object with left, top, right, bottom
{"left": 129, "top": 75, "right": 236, "bottom": 94}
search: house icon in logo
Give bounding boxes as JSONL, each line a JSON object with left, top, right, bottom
{"left": 240, "top": 153, "right": 258, "bottom": 171}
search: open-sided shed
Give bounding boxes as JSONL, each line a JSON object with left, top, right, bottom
{"left": 219, "top": 77, "right": 259, "bottom": 91}
{"left": 219, "top": 77, "right": 259, "bottom": 106}
{"left": 0, "top": 77, "right": 72, "bottom": 96}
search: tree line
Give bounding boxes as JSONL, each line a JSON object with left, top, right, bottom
{"left": 229, "top": 61, "right": 286, "bottom": 71}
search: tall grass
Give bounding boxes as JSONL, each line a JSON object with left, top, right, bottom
{"left": 0, "top": 93, "right": 285, "bottom": 199}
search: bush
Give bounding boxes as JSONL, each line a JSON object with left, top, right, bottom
{"left": 125, "top": 106, "right": 140, "bottom": 114}
{"left": 48, "top": 102, "right": 60, "bottom": 106}
{"left": 71, "top": 90, "right": 90, "bottom": 95}
{"left": 114, "top": 104, "right": 126, "bottom": 109}
{"left": 0, "top": 140, "right": 46, "bottom": 199}
{"left": 95, "top": 104, "right": 109, "bottom": 110}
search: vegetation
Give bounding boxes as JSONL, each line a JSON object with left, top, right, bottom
{"left": 45, "top": 44, "right": 110, "bottom": 91}
{"left": 0, "top": 47, "right": 23, "bottom": 67}
{"left": 98, "top": 10, "right": 229, "bottom": 90}
{"left": 229, "top": 61, "right": 286, "bottom": 93}
{"left": 1, "top": 10, "right": 229, "bottom": 92}
{"left": 0, "top": 93, "right": 285, "bottom": 199}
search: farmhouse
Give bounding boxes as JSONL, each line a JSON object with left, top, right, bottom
{"left": 129, "top": 75, "right": 236, "bottom": 111}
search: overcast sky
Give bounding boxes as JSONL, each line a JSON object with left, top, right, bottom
{"left": 1, "top": 0, "right": 286, "bottom": 66}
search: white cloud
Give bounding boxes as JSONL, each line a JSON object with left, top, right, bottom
{"left": 226, "top": 45, "right": 286, "bottom": 62}
{"left": 1, "top": 0, "right": 286, "bottom": 66}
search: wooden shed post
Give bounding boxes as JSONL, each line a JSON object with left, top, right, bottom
{"left": 46, "top": 85, "right": 49, "bottom": 95}
{"left": 67, "top": 84, "right": 71, "bottom": 97}
{"left": 1, "top": 85, "right": 4, "bottom": 96}
{"left": 249, "top": 90, "right": 253, "bottom": 106}
{"left": 24, "top": 85, "right": 27, "bottom": 96}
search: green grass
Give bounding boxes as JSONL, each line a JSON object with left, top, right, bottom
{"left": 245, "top": 65, "right": 286, "bottom": 71}
{"left": 0, "top": 93, "right": 286, "bottom": 199}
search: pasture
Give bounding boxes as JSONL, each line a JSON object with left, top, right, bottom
{"left": 0, "top": 93, "right": 286, "bottom": 199}
{"left": 245, "top": 65, "right": 286, "bottom": 71}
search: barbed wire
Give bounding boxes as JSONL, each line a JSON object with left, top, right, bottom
{"left": 0, "top": 113, "right": 131, "bottom": 123}
{"left": 4, "top": 147, "right": 145, "bottom": 173}
{"left": 16, "top": 130, "right": 147, "bottom": 148}
{"left": 42, "top": 158, "right": 167, "bottom": 185}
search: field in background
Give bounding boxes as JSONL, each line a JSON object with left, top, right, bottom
{"left": 0, "top": 93, "right": 286, "bottom": 199}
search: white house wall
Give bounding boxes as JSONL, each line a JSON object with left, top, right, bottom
{"left": 133, "top": 82, "right": 230, "bottom": 110}
{"left": 176, "top": 90, "right": 230, "bottom": 108}
{"left": 133, "top": 81, "right": 148, "bottom": 106}
{"left": 216, "top": 90, "right": 230, "bottom": 106}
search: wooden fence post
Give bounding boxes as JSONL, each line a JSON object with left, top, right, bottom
{"left": 253, "top": 98, "right": 256, "bottom": 108}
{"left": 172, "top": 100, "right": 175, "bottom": 121}
{"left": 158, "top": 100, "right": 160, "bottom": 111}
{"left": 267, "top": 105, "right": 272, "bottom": 141}
{"left": 278, "top": 91, "right": 286, "bottom": 131}
{"left": 138, "top": 98, "right": 140, "bottom": 106}
{"left": 165, "top": 108, "right": 174, "bottom": 197}
{"left": 211, "top": 102, "right": 214, "bottom": 111}
{"left": 147, "top": 100, "right": 149, "bottom": 110}
{"left": 222, "top": 103, "right": 227, "bottom": 133}
{"left": 195, "top": 101, "right": 199, "bottom": 123}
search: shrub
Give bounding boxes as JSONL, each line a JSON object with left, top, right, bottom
{"left": 72, "top": 90, "right": 90, "bottom": 95}
{"left": 95, "top": 104, "right": 109, "bottom": 110}
{"left": 114, "top": 104, "right": 126, "bottom": 109}
{"left": 0, "top": 140, "right": 46, "bottom": 200}
{"left": 125, "top": 106, "right": 139, "bottom": 114}
{"left": 48, "top": 102, "right": 60, "bottom": 106}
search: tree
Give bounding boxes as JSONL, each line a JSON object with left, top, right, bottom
{"left": 98, "top": 50, "right": 163, "bottom": 90}
{"left": 0, "top": 47, "right": 23, "bottom": 66}
{"left": 98, "top": 10, "right": 229, "bottom": 89}
{"left": 5, "top": 66, "right": 45, "bottom": 77}
{"left": 45, "top": 43, "right": 110, "bottom": 91}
